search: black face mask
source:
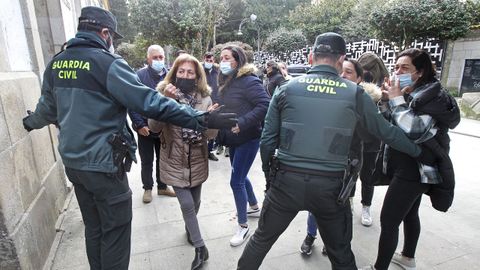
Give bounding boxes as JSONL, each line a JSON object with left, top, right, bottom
{"left": 175, "top": 78, "right": 196, "bottom": 93}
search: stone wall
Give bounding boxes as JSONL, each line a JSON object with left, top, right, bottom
{"left": 0, "top": 0, "right": 70, "bottom": 269}
{"left": 0, "top": 73, "right": 68, "bottom": 270}
{"left": 442, "top": 30, "right": 480, "bottom": 94}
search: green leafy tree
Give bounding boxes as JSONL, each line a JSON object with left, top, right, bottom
{"left": 371, "top": 0, "right": 473, "bottom": 49}
{"left": 116, "top": 36, "right": 150, "bottom": 69}
{"left": 129, "top": 0, "right": 232, "bottom": 57}
{"left": 342, "top": 0, "right": 385, "bottom": 41}
{"left": 264, "top": 27, "right": 307, "bottom": 53}
{"left": 129, "top": 0, "right": 203, "bottom": 50}
{"left": 288, "top": 0, "right": 357, "bottom": 44}
{"left": 198, "top": 0, "right": 232, "bottom": 51}
{"left": 240, "top": 0, "right": 309, "bottom": 48}
{"left": 109, "top": 0, "right": 135, "bottom": 43}
{"left": 465, "top": 0, "right": 480, "bottom": 27}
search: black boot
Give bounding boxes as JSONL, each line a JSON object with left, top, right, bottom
{"left": 191, "top": 246, "right": 209, "bottom": 270}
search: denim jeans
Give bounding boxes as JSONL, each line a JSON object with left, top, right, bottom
{"left": 307, "top": 212, "right": 318, "bottom": 236}
{"left": 229, "top": 138, "right": 259, "bottom": 225}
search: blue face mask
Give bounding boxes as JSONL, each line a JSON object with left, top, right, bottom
{"left": 397, "top": 73, "right": 413, "bottom": 89}
{"left": 220, "top": 61, "right": 234, "bottom": 75}
{"left": 151, "top": 60, "right": 165, "bottom": 72}
{"left": 204, "top": 62, "right": 213, "bottom": 70}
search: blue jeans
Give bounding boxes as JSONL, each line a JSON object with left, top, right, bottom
{"left": 307, "top": 212, "right": 318, "bottom": 236}
{"left": 229, "top": 139, "right": 259, "bottom": 225}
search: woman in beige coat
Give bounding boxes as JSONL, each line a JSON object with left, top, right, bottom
{"left": 149, "top": 54, "right": 217, "bottom": 270}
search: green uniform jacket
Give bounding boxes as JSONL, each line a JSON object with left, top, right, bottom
{"left": 24, "top": 31, "right": 205, "bottom": 173}
{"left": 260, "top": 64, "right": 420, "bottom": 172}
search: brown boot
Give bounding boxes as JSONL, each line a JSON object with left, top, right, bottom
{"left": 158, "top": 186, "right": 176, "bottom": 197}
{"left": 143, "top": 190, "right": 152, "bottom": 203}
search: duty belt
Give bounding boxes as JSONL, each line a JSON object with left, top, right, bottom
{"left": 278, "top": 162, "right": 344, "bottom": 178}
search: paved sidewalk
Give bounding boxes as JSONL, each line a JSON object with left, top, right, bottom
{"left": 48, "top": 120, "right": 480, "bottom": 270}
{"left": 451, "top": 117, "right": 480, "bottom": 138}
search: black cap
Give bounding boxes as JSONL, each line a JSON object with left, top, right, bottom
{"left": 313, "top": 32, "right": 346, "bottom": 55}
{"left": 78, "top": 6, "right": 123, "bottom": 39}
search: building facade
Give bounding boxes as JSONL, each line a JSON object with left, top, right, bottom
{"left": 0, "top": 0, "right": 106, "bottom": 269}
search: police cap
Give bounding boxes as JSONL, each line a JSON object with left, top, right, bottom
{"left": 78, "top": 6, "right": 123, "bottom": 39}
{"left": 313, "top": 32, "right": 346, "bottom": 55}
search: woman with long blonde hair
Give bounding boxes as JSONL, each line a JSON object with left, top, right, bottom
{"left": 149, "top": 54, "right": 218, "bottom": 270}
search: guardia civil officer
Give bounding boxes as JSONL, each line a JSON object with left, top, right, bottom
{"left": 22, "top": 6, "right": 236, "bottom": 270}
{"left": 237, "top": 32, "right": 434, "bottom": 270}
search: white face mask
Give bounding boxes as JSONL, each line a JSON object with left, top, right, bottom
{"left": 220, "top": 61, "right": 234, "bottom": 75}
{"left": 108, "top": 43, "right": 115, "bottom": 54}
{"left": 204, "top": 62, "right": 213, "bottom": 70}
{"left": 106, "top": 33, "right": 115, "bottom": 54}
{"left": 151, "top": 60, "right": 165, "bottom": 72}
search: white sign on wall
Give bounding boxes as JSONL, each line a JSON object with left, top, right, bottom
{"left": 60, "top": 0, "right": 79, "bottom": 40}
{"left": 0, "top": 0, "right": 32, "bottom": 71}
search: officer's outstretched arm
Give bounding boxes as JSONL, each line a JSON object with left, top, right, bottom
{"left": 23, "top": 62, "right": 58, "bottom": 131}
{"left": 105, "top": 59, "right": 205, "bottom": 131}
{"left": 357, "top": 90, "right": 421, "bottom": 157}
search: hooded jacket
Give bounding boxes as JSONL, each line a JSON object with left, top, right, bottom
{"left": 217, "top": 64, "right": 270, "bottom": 147}
{"left": 148, "top": 83, "right": 218, "bottom": 188}
{"left": 387, "top": 80, "right": 459, "bottom": 211}
{"left": 412, "top": 80, "right": 460, "bottom": 212}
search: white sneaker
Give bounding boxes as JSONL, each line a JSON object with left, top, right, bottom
{"left": 230, "top": 225, "right": 250, "bottom": 247}
{"left": 361, "top": 205, "right": 373, "bottom": 227}
{"left": 247, "top": 206, "right": 261, "bottom": 218}
{"left": 391, "top": 252, "right": 416, "bottom": 270}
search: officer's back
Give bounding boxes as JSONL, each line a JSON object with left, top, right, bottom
{"left": 261, "top": 32, "right": 420, "bottom": 176}
{"left": 242, "top": 32, "right": 421, "bottom": 270}
{"left": 274, "top": 65, "right": 360, "bottom": 172}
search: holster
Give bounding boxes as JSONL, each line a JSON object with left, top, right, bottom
{"left": 337, "top": 158, "right": 360, "bottom": 205}
{"left": 266, "top": 155, "right": 279, "bottom": 191}
{"left": 108, "top": 133, "right": 132, "bottom": 172}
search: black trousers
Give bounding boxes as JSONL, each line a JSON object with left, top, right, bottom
{"left": 138, "top": 135, "right": 165, "bottom": 190}
{"left": 374, "top": 177, "right": 429, "bottom": 270}
{"left": 359, "top": 151, "right": 376, "bottom": 206}
{"left": 237, "top": 168, "right": 357, "bottom": 270}
{"left": 65, "top": 167, "right": 132, "bottom": 270}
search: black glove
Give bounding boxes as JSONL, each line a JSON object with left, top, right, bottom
{"left": 206, "top": 110, "right": 237, "bottom": 129}
{"left": 416, "top": 145, "right": 436, "bottom": 166}
{"left": 22, "top": 110, "right": 34, "bottom": 132}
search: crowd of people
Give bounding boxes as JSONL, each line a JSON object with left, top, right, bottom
{"left": 22, "top": 6, "right": 460, "bottom": 270}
